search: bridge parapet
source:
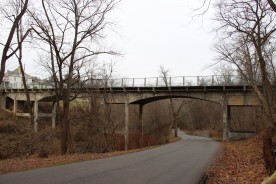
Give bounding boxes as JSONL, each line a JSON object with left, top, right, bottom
{"left": 0, "top": 75, "right": 260, "bottom": 90}
{"left": 88, "top": 75, "right": 259, "bottom": 88}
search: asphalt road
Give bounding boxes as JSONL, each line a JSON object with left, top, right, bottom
{"left": 0, "top": 131, "right": 220, "bottom": 184}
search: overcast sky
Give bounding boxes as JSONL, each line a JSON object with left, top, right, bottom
{"left": 4, "top": 0, "right": 217, "bottom": 79}
{"left": 103, "top": 0, "right": 217, "bottom": 78}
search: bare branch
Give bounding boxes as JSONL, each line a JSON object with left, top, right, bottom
{"left": 0, "top": 0, "right": 29, "bottom": 85}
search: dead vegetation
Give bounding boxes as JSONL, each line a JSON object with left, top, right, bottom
{"left": 0, "top": 129, "right": 178, "bottom": 174}
{"left": 0, "top": 148, "right": 152, "bottom": 174}
{"left": 0, "top": 110, "right": 60, "bottom": 159}
{"left": 0, "top": 98, "right": 269, "bottom": 180}
{"left": 207, "top": 132, "right": 268, "bottom": 184}
{"left": 0, "top": 99, "right": 172, "bottom": 161}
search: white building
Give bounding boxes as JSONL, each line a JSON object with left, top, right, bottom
{"left": 1, "top": 67, "right": 56, "bottom": 89}
{"left": 2, "top": 67, "right": 33, "bottom": 89}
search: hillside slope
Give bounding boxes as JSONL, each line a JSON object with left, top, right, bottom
{"left": 207, "top": 132, "right": 268, "bottom": 183}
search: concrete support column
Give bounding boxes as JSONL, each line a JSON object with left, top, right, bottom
{"left": 52, "top": 102, "right": 57, "bottom": 128}
{"left": 139, "top": 104, "right": 144, "bottom": 147}
{"left": 0, "top": 95, "right": 6, "bottom": 109}
{"left": 13, "top": 98, "right": 17, "bottom": 116}
{"left": 124, "top": 95, "right": 129, "bottom": 151}
{"left": 222, "top": 96, "right": 230, "bottom": 141}
{"left": 34, "top": 100, "right": 38, "bottom": 132}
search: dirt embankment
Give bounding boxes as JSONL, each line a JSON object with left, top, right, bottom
{"left": 207, "top": 132, "right": 268, "bottom": 184}
{"left": 0, "top": 108, "right": 180, "bottom": 174}
{"left": 0, "top": 109, "right": 61, "bottom": 160}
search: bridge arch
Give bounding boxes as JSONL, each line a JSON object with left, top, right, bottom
{"left": 129, "top": 95, "right": 220, "bottom": 105}
{"left": 101, "top": 87, "right": 259, "bottom": 150}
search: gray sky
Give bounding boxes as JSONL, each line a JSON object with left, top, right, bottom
{"left": 4, "top": 0, "right": 217, "bottom": 79}
{"left": 104, "top": 0, "right": 217, "bottom": 78}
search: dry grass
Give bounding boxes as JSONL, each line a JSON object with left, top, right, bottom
{"left": 0, "top": 145, "right": 161, "bottom": 174}
{"left": 0, "top": 107, "right": 179, "bottom": 174}
{"left": 0, "top": 132, "right": 179, "bottom": 174}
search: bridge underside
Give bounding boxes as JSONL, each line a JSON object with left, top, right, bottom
{"left": 86, "top": 86, "right": 260, "bottom": 148}
{"left": 1, "top": 92, "right": 57, "bottom": 132}
{"left": 100, "top": 90, "right": 259, "bottom": 106}
{"left": 129, "top": 95, "right": 217, "bottom": 105}
{"left": 0, "top": 85, "right": 260, "bottom": 149}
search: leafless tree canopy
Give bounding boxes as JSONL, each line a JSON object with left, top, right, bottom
{"left": 213, "top": 0, "right": 276, "bottom": 130}
{"left": 159, "top": 66, "right": 190, "bottom": 137}
{"left": 30, "top": 0, "right": 118, "bottom": 84}
{"left": 29, "top": 0, "right": 119, "bottom": 154}
{"left": 196, "top": 0, "right": 276, "bottom": 14}
{"left": 0, "top": 0, "right": 29, "bottom": 86}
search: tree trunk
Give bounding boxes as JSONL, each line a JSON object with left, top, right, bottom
{"left": 173, "top": 115, "right": 178, "bottom": 137}
{"left": 60, "top": 99, "right": 71, "bottom": 154}
{"left": 253, "top": 43, "right": 276, "bottom": 130}
{"left": 0, "top": 0, "right": 29, "bottom": 86}
{"left": 16, "top": 18, "right": 34, "bottom": 130}
{"left": 169, "top": 98, "right": 178, "bottom": 137}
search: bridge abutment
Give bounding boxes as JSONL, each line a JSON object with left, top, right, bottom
{"left": 223, "top": 94, "right": 258, "bottom": 140}
{"left": 222, "top": 100, "right": 230, "bottom": 141}
{"left": 0, "top": 93, "right": 6, "bottom": 109}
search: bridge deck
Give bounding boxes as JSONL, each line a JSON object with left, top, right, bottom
{"left": 2, "top": 85, "right": 256, "bottom": 94}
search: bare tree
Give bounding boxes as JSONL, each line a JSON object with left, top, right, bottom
{"left": 0, "top": 0, "right": 33, "bottom": 131}
{"left": 267, "top": 0, "right": 276, "bottom": 12}
{"left": 159, "top": 66, "right": 189, "bottom": 137}
{"left": 214, "top": 37, "right": 262, "bottom": 84}
{"left": 98, "top": 61, "right": 118, "bottom": 151}
{"left": 29, "top": 0, "right": 119, "bottom": 154}
{"left": 214, "top": 0, "right": 276, "bottom": 130}
{"left": 0, "top": 0, "right": 29, "bottom": 86}
{"left": 143, "top": 101, "right": 171, "bottom": 144}
{"left": 196, "top": 0, "right": 276, "bottom": 14}
{"left": 14, "top": 0, "right": 33, "bottom": 129}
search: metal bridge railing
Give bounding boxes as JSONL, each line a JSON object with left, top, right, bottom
{"left": 1, "top": 75, "right": 261, "bottom": 89}
{"left": 88, "top": 75, "right": 258, "bottom": 88}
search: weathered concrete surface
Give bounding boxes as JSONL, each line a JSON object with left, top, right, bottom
{"left": 1, "top": 86, "right": 260, "bottom": 141}
{"left": 103, "top": 91, "right": 258, "bottom": 105}
{"left": 0, "top": 94, "right": 6, "bottom": 109}
{"left": 7, "top": 91, "right": 56, "bottom": 101}
{"left": 0, "top": 131, "right": 220, "bottom": 184}
{"left": 228, "top": 131, "right": 256, "bottom": 140}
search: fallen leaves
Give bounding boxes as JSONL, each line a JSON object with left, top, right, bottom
{"left": 0, "top": 153, "right": 102, "bottom": 174}
{"left": 0, "top": 151, "right": 130, "bottom": 174}
{"left": 207, "top": 132, "right": 268, "bottom": 184}
{"left": 0, "top": 145, "right": 160, "bottom": 174}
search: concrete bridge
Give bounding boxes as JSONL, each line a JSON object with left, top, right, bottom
{"left": 0, "top": 75, "right": 261, "bottom": 148}
{"left": 88, "top": 85, "right": 259, "bottom": 146}
{"left": 0, "top": 89, "right": 57, "bottom": 132}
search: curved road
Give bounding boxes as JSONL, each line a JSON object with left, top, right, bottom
{"left": 0, "top": 131, "right": 220, "bottom": 184}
